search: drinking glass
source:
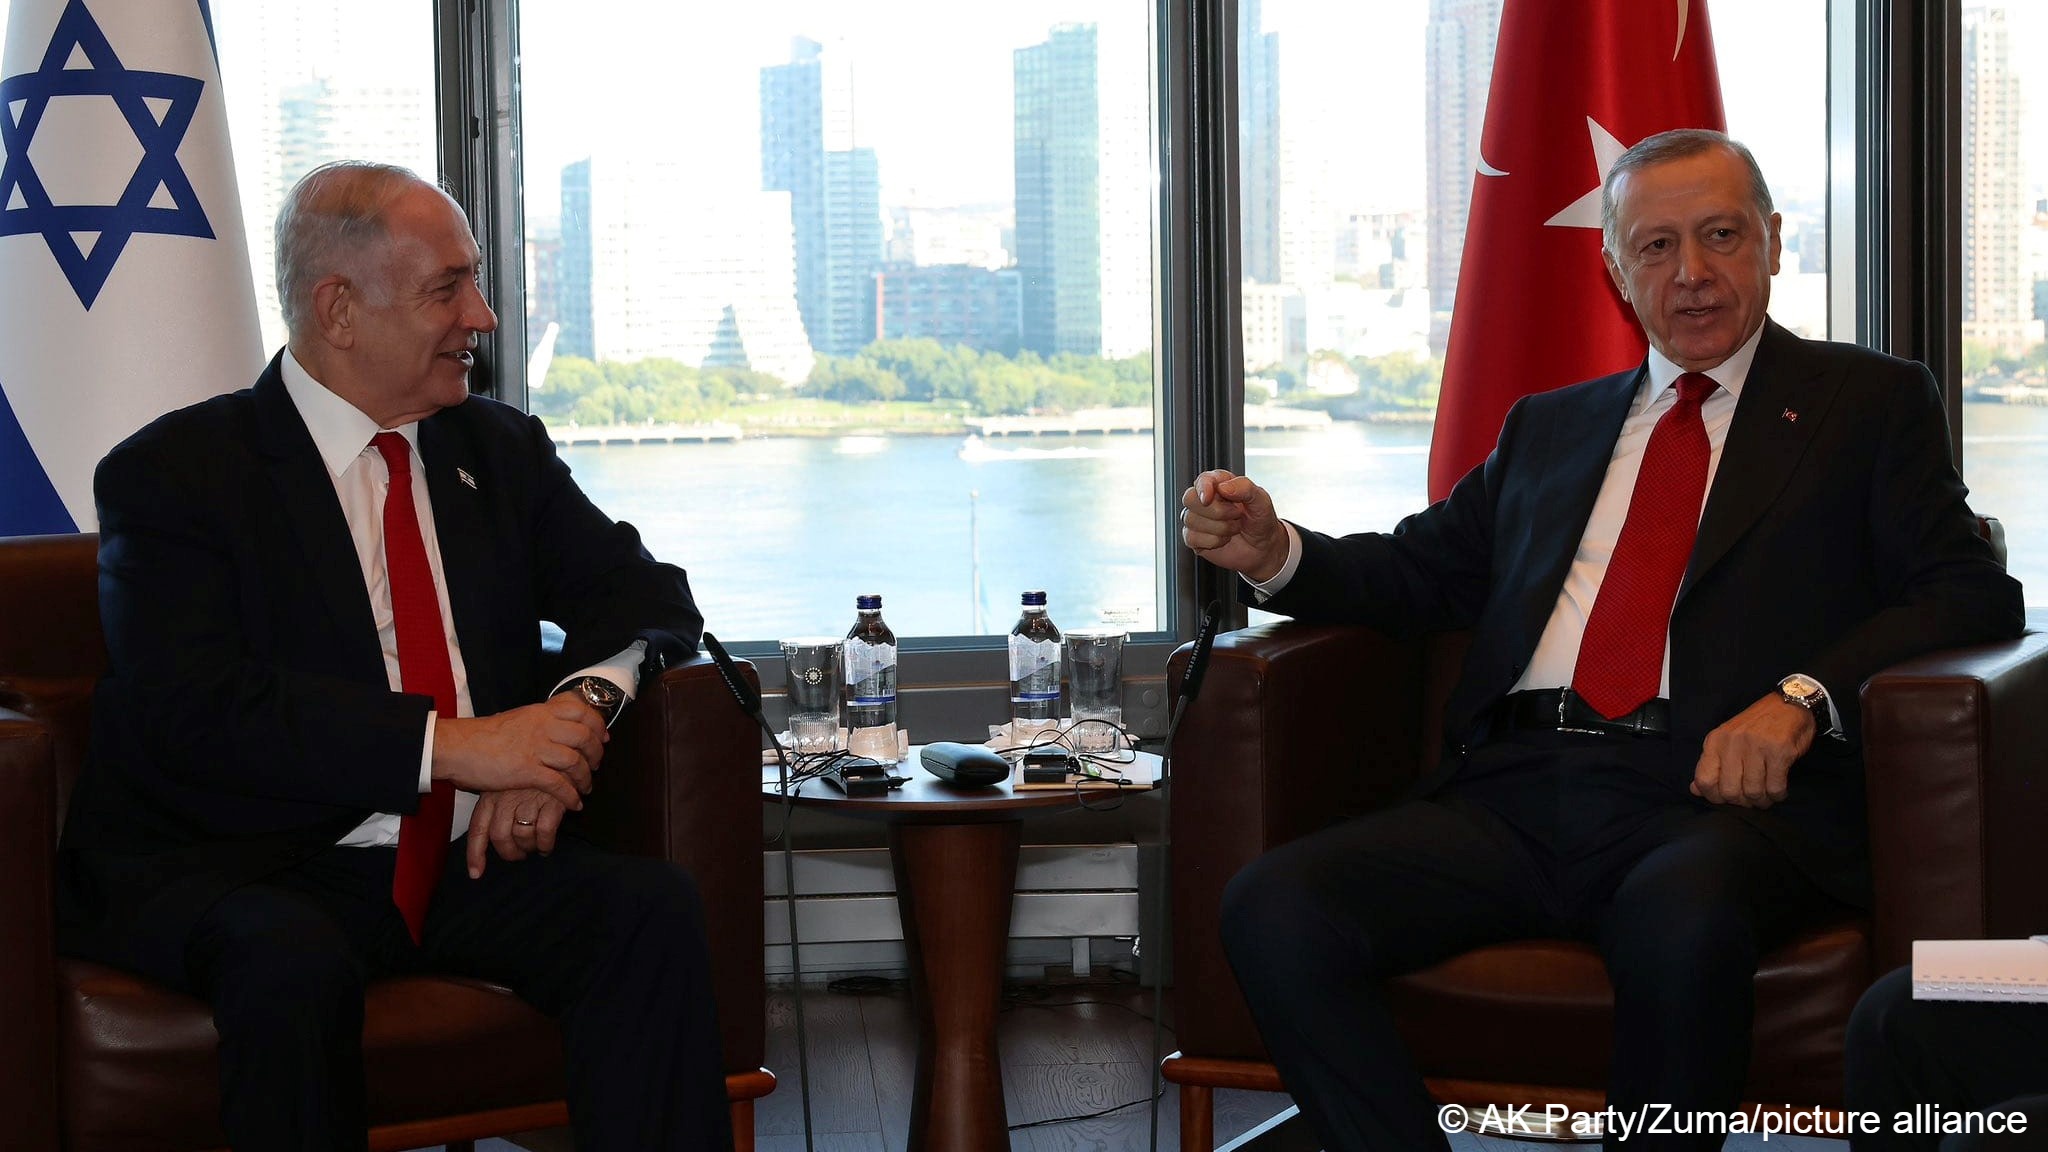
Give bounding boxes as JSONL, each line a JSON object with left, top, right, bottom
{"left": 1064, "top": 628, "right": 1126, "bottom": 753}
{"left": 780, "top": 637, "right": 843, "bottom": 753}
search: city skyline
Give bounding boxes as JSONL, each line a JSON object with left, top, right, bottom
{"left": 2, "top": 0, "right": 2041, "bottom": 368}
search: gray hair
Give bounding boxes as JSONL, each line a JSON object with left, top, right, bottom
{"left": 274, "top": 161, "right": 426, "bottom": 337}
{"left": 1600, "top": 129, "right": 1774, "bottom": 255}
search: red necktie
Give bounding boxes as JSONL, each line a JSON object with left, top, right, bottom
{"left": 373, "top": 432, "right": 458, "bottom": 943}
{"left": 1571, "top": 373, "right": 1717, "bottom": 720}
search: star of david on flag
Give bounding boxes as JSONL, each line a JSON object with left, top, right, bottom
{"left": 1, "top": 0, "right": 260, "bottom": 536}
{"left": 1, "top": 0, "right": 215, "bottom": 309}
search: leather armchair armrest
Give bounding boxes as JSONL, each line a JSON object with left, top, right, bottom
{"left": 573, "top": 655, "right": 765, "bottom": 1073}
{"left": 1863, "top": 624, "right": 2048, "bottom": 971}
{"left": 1168, "top": 622, "right": 1431, "bottom": 844}
{"left": 0, "top": 706, "right": 61, "bottom": 1151}
{"left": 1165, "top": 621, "right": 1429, "bottom": 1057}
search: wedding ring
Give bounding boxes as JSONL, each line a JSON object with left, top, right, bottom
{"left": 515, "top": 818, "right": 536, "bottom": 826}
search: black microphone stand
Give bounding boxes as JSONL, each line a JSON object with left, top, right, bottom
{"left": 703, "top": 634, "right": 814, "bottom": 1152}
{"left": 1148, "top": 602, "right": 1221, "bottom": 1152}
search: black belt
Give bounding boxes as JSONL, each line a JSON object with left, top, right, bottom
{"left": 1495, "top": 688, "right": 1672, "bottom": 739}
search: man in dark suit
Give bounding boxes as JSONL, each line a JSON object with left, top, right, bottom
{"left": 1181, "top": 130, "right": 2025, "bottom": 1151}
{"left": 56, "top": 161, "right": 732, "bottom": 1151}
{"left": 1847, "top": 966, "right": 2048, "bottom": 1151}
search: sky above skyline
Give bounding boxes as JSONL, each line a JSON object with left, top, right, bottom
{"left": 1, "top": 1, "right": 2041, "bottom": 240}
{"left": 508, "top": 0, "right": 1922, "bottom": 221}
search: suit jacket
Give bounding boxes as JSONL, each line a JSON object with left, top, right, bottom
{"left": 1263, "top": 321, "right": 2025, "bottom": 902}
{"left": 56, "top": 353, "right": 703, "bottom": 978}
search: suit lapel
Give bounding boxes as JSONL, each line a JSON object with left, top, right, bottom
{"left": 417, "top": 411, "right": 501, "bottom": 711}
{"left": 252, "top": 363, "right": 385, "bottom": 678}
{"left": 1515, "top": 365, "right": 1644, "bottom": 639}
{"left": 1678, "top": 321, "right": 1837, "bottom": 605}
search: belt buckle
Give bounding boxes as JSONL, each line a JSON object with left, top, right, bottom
{"left": 1556, "top": 689, "right": 1613, "bottom": 737}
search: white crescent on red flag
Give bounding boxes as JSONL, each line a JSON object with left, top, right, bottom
{"left": 1427, "top": 0, "right": 1726, "bottom": 501}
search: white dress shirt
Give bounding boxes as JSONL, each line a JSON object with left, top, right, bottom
{"left": 1252, "top": 322, "right": 1837, "bottom": 728}
{"left": 279, "top": 350, "right": 645, "bottom": 846}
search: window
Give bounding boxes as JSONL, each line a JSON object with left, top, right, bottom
{"left": 1236, "top": 0, "right": 1833, "bottom": 554}
{"left": 5, "top": 0, "right": 2023, "bottom": 619}
{"left": 216, "top": 1, "right": 438, "bottom": 350}
{"left": 1957, "top": 3, "right": 2047, "bottom": 600}
{"left": 514, "top": 0, "right": 1165, "bottom": 642}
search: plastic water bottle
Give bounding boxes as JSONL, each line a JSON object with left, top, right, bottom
{"left": 1008, "top": 591, "right": 1062, "bottom": 737}
{"left": 843, "top": 594, "right": 899, "bottom": 761}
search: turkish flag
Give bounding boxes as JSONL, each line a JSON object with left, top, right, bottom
{"left": 1427, "top": 0, "right": 1726, "bottom": 500}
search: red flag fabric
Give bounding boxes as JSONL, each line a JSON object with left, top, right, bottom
{"left": 1428, "top": 0, "right": 1726, "bottom": 501}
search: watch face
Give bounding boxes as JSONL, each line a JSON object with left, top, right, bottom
{"left": 581, "top": 679, "right": 622, "bottom": 708}
{"left": 1781, "top": 676, "right": 1823, "bottom": 706}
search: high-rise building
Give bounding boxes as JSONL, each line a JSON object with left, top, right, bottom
{"left": 1424, "top": 0, "right": 1503, "bottom": 319}
{"left": 1013, "top": 22, "right": 1150, "bottom": 360}
{"left": 1961, "top": 5, "right": 2042, "bottom": 355}
{"left": 876, "top": 264, "right": 1023, "bottom": 355}
{"left": 526, "top": 223, "right": 563, "bottom": 360}
{"left": 761, "top": 38, "right": 884, "bottom": 357}
{"left": 1015, "top": 25, "right": 1103, "bottom": 357}
{"left": 1239, "top": 0, "right": 1281, "bottom": 285}
{"left": 214, "top": 3, "right": 436, "bottom": 350}
{"left": 580, "top": 153, "right": 814, "bottom": 385}
{"left": 555, "top": 159, "right": 594, "bottom": 360}
{"left": 886, "top": 203, "right": 1012, "bottom": 270}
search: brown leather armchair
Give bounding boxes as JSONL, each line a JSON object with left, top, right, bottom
{"left": 0, "top": 533, "right": 773, "bottom": 1152}
{"left": 1161, "top": 528, "right": 2048, "bottom": 1150}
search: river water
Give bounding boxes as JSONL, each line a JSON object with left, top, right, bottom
{"left": 560, "top": 403, "right": 2047, "bottom": 641}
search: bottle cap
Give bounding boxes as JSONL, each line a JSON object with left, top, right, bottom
{"left": 856, "top": 594, "right": 883, "bottom": 610}
{"left": 1021, "top": 590, "right": 1047, "bottom": 606}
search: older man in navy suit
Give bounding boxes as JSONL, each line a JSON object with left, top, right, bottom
{"left": 1181, "top": 130, "right": 2024, "bottom": 1151}
{"left": 57, "top": 162, "right": 730, "bottom": 1151}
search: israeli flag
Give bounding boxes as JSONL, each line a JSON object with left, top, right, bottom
{"left": 0, "top": 0, "right": 261, "bottom": 535}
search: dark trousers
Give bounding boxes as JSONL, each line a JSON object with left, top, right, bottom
{"left": 137, "top": 834, "right": 731, "bottom": 1152}
{"left": 1219, "top": 730, "right": 1840, "bottom": 1152}
{"left": 1847, "top": 966, "right": 2048, "bottom": 1152}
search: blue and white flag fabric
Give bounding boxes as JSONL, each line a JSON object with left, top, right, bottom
{"left": 0, "top": 0, "right": 261, "bottom": 535}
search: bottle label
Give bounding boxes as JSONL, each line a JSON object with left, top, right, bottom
{"left": 1009, "top": 637, "right": 1059, "bottom": 683}
{"left": 844, "top": 645, "right": 895, "bottom": 686}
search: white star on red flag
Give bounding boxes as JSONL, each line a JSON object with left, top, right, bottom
{"left": 1543, "top": 117, "right": 1629, "bottom": 230}
{"left": 1427, "top": 0, "right": 1727, "bottom": 501}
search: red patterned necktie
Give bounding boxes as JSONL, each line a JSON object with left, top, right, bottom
{"left": 372, "top": 432, "right": 458, "bottom": 944}
{"left": 1570, "top": 373, "right": 1717, "bottom": 720}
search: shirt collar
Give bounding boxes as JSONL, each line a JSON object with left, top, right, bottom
{"left": 280, "top": 347, "right": 421, "bottom": 479}
{"left": 1641, "top": 319, "right": 1768, "bottom": 405}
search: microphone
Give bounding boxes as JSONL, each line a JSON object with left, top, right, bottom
{"left": 1179, "top": 600, "right": 1222, "bottom": 710}
{"left": 701, "top": 632, "right": 761, "bottom": 717}
{"left": 1147, "top": 600, "right": 1222, "bottom": 1152}
{"left": 1160, "top": 600, "right": 1222, "bottom": 765}
{"left": 699, "top": 632, "right": 815, "bottom": 1151}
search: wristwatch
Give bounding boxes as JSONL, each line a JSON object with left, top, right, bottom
{"left": 569, "top": 675, "right": 627, "bottom": 728}
{"left": 1777, "top": 673, "right": 1828, "bottom": 718}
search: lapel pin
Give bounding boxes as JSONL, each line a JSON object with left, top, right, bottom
{"left": 457, "top": 467, "right": 478, "bottom": 490}
{"left": 1781, "top": 408, "right": 1799, "bottom": 423}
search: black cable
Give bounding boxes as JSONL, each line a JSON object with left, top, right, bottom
{"left": 756, "top": 710, "right": 816, "bottom": 1152}
{"left": 1148, "top": 600, "right": 1219, "bottom": 1152}
{"left": 817, "top": 971, "right": 1169, "bottom": 1132}
{"left": 1008, "top": 1084, "right": 1166, "bottom": 1132}
{"left": 702, "top": 631, "right": 815, "bottom": 1152}
{"left": 826, "top": 974, "right": 901, "bottom": 996}
{"left": 1000, "top": 998, "right": 1156, "bottom": 1022}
